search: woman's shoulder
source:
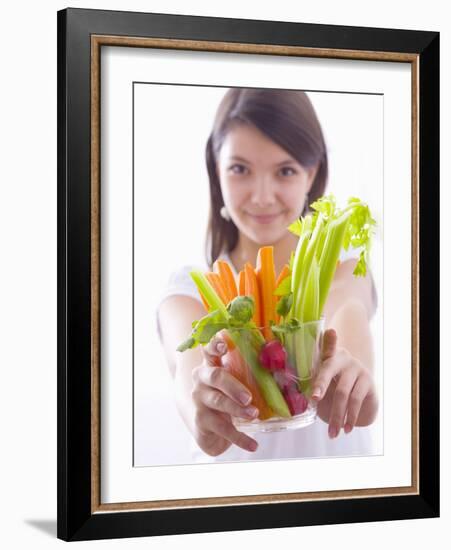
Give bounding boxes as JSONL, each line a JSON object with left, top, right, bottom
{"left": 161, "top": 262, "right": 206, "bottom": 303}
{"left": 155, "top": 262, "right": 207, "bottom": 342}
{"left": 334, "top": 247, "right": 378, "bottom": 317}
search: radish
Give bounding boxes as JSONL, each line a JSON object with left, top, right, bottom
{"left": 283, "top": 386, "right": 308, "bottom": 415}
{"left": 259, "top": 340, "right": 287, "bottom": 372}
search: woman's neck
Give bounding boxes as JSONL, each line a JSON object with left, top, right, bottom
{"left": 228, "top": 231, "right": 298, "bottom": 276}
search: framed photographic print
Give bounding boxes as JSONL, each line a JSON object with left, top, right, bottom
{"left": 57, "top": 7, "right": 440, "bottom": 542}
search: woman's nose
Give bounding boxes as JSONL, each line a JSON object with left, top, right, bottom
{"left": 250, "top": 177, "right": 276, "bottom": 207}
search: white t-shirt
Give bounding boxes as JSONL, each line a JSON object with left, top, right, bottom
{"left": 155, "top": 248, "right": 377, "bottom": 463}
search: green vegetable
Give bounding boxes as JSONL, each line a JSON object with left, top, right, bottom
{"left": 285, "top": 194, "right": 376, "bottom": 322}
{"left": 227, "top": 295, "right": 254, "bottom": 324}
{"left": 280, "top": 194, "right": 376, "bottom": 388}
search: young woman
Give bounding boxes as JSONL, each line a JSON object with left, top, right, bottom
{"left": 156, "top": 88, "right": 379, "bottom": 462}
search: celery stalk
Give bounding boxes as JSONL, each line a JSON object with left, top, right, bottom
{"left": 293, "top": 259, "right": 319, "bottom": 386}
{"left": 301, "top": 257, "right": 320, "bottom": 323}
{"left": 317, "top": 213, "right": 351, "bottom": 316}
{"left": 190, "top": 270, "right": 230, "bottom": 319}
{"left": 297, "top": 215, "right": 324, "bottom": 299}
{"left": 289, "top": 218, "right": 312, "bottom": 322}
{"left": 315, "top": 226, "right": 327, "bottom": 263}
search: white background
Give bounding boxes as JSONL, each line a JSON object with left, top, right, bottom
{"left": 132, "top": 84, "right": 385, "bottom": 467}
{"left": 0, "top": 0, "right": 448, "bottom": 547}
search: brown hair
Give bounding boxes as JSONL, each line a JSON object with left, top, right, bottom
{"left": 204, "top": 88, "right": 328, "bottom": 268}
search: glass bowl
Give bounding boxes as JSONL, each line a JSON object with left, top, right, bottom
{"left": 219, "top": 318, "right": 324, "bottom": 434}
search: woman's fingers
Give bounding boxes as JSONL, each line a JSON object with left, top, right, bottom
{"left": 194, "top": 364, "right": 253, "bottom": 407}
{"left": 193, "top": 383, "right": 259, "bottom": 420}
{"left": 327, "top": 367, "right": 358, "bottom": 438}
{"left": 343, "top": 372, "right": 372, "bottom": 433}
{"left": 197, "top": 407, "right": 258, "bottom": 453}
{"left": 191, "top": 334, "right": 260, "bottom": 455}
{"left": 311, "top": 328, "right": 338, "bottom": 400}
{"left": 311, "top": 328, "right": 378, "bottom": 438}
{"left": 311, "top": 354, "right": 343, "bottom": 402}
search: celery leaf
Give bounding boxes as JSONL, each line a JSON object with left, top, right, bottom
{"left": 310, "top": 194, "right": 337, "bottom": 219}
{"left": 287, "top": 218, "right": 303, "bottom": 236}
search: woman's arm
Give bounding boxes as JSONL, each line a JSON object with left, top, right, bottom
{"left": 314, "top": 259, "right": 379, "bottom": 434}
{"left": 323, "top": 258, "right": 376, "bottom": 372}
{"left": 158, "top": 295, "right": 209, "bottom": 431}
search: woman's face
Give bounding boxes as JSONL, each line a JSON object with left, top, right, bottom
{"left": 216, "top": 123, "right": 319, "bottom": 245}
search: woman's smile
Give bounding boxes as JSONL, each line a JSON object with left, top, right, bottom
{"left": 247, "top": 211, "right": 284, "bottom": 224}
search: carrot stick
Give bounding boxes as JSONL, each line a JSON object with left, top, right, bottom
{"left": 238, "top": 269, "right": 246, "bottom": 296}
{"left": 205, "top": 272, "right": 228, "bottom": 305}
{"left": 256, "top": 247, "right": 277, "bottom": 340}
{"left": 274, "top": 264, "right": 291, "bottom": 323}
{"left": 222, "top": 332, "right": 273, "bottom": 420}
{"left": 244, "top": 262, "right": 262, "bottom": 328}
{"left": 214, "top": 259, "right": 238, "bottom": 302}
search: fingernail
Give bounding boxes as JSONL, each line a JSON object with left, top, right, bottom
{"left": 248, "top": 440, "right": 258, "bottom": 452}
{"left": 245, "top": 406, "right": 259, "bottom": 418}
{"left": 328, "top": 425, "right": 337, "bottom": 438}
{"left": 344, "top": 423, "right": 353, "bottom": 433}
{"left": 240, "top": 392, "right": 252, "bottom": 405}
{"left": 312, "top": 387, "right": 322, "bottom": 399}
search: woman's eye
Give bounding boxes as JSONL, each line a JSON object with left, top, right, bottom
{"left": 280, "top": 166, "right": 297, "bottom": 177}
{"left": 228, "top": 164, "right": 247, "bottom": 174}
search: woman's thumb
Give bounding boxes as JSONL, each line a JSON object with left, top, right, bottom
{"left": 202, "top": 335, "right": 228, "bottom": 366}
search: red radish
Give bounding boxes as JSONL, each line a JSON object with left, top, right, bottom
{"left": 283, "top": 387, "right": 308, "bottom": 415}
{"left": 259, "top": 340, "right": 287, "bottom": 372}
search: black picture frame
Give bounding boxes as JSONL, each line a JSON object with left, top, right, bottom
{"left": 57, "top": 7, "right": 439, "bottom": 542}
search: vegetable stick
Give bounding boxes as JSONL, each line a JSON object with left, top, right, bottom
{"left": 215, "top": 259, "right": 238, "bottom": 302}
{"left": 293, "top": 214, "right": 325, "bottom": 322}
{"left": 238, "top": 269, "right": 246, "bottom": 296}
{"left": 205, "top": 272, "right": 228, "bottom": 305}
{"left": 222, "top": 331, "right": 273, "bottom": 420}
{"left": 317, "top": 214, "right": 351, "bottom": 316}
{"left": 244, "top": 263, "right": 262, "bottom": 328}
{"left": 256, "top": 246, "right": 277, "bottom": 340}
{"left": 213, "top": 260, "right": 232, "bottom": 303}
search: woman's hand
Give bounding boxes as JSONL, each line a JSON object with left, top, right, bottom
{"left": 311, "top": 328, "right": 379, "bottom": 438}
{"left": 190, "top": 335, "right": 260, "bottom": 457}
